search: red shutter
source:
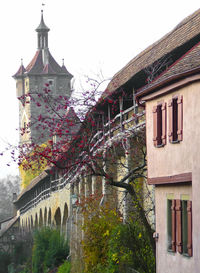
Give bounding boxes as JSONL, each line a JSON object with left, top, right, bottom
{"left": 187, "top": 201, "right": 192, "bottom": 256}
{"left": 177, "top": 95, "right": 183, "bottom": 141}
{"left": 161, "top": 102, "right": 166, "bottom": 145}
{"left": 171, "top": 199, "right": 176, "bottom": 252}
{"left": 153, "top": 106, "right": 158, "bottom": 146}
{"left": 168, "top": 99, "right": 173, "bottom": 142}
{"left": 176, "top": 199, "right": 182, "bottom": 253}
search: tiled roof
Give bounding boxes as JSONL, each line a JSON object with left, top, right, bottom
{"left": 26, "top": 50, "right": 44, "bottom": 74}
{"left": 137, "top": 42, "right": 200, "bottom": 96}
{"left": 61, "top": 64, "right": 72, "bottom": 77}
{"left": 42, "top": 63, "right": 56, "bottom": 74}
{"left": 15, "top": 171, "right": 48, "bottom": 202}
{"left": 13, "top": 64, "right": 26, "bottom": 78}
{"left": 104, "top": 8, "right": 200, "bottom": 97}
{"left": 24, "top": 50, "right": 71, "bottom": 76}
{"left": 0, "top": 216, "right": 19, "bottom": 238}
{"left": 48, "top": 52, "right": 63, "bottom": 74}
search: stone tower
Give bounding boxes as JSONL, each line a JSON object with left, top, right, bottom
{"left": 13, "top": 10, "right": 73, "bottom": 145}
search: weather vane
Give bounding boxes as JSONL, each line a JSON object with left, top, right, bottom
{"left": 41, "top": 2, "right": 45, "bottom": 11}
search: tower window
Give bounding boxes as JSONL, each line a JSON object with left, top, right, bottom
{"left": 48, "top": 79, "right": 54, "bottom": 86}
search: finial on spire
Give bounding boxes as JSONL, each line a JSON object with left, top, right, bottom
{"left": 62, "top": 58, "right": 65, "bottom": 66}
{"left": 21, "top": 58, "right": 23, "bottom": 65}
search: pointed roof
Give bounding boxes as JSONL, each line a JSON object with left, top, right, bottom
{"left": 56, "top": 107, "right": 81, "bottom": 135}
{"left": 42, "top": 63, "right": 56, "bottom": 74}
{"left": 36, "top": 10, "right": 50, "bottom": 32}
{"left": 14, "top": 11, "right": 73, "bottom": 77}
{"left": 26, "top": 50, "right": 44, "bottom": 74}
{"left": 61, "top": 60, "right": 73, "bottom": 77}
{"left": 13, "top": 64, "right": 26, "bottom": 78}
{"left": 24, "top": 50, "right": 72, "bottom": 76}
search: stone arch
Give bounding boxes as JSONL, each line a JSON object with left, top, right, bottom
{"left": 62, "top": 203, "right": 68, "bottom": 234}
{"left": 39, "top": 208, "right": 43, "bottom": 227}
{"left": 35, "top": 213, "right": 38, "bottom": 228}
{"left": 48, "top": 208, "right": 51, "bottom": 226}
{"left": 44, "top": 207, "right": 47, "bottom": 226}
{"left": 54, "top": 207, "right": 61, "bottom": 229}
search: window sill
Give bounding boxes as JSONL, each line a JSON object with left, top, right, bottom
{"left": 170, "top": 140, "right": 180, "bottom": 144}
{"left": 167, "top": 249, "right": 175, "bottom": 255}
{"left": 156, "top": 144, "right": 165, "bottom": 148}
{"left": 182, "top": 253, "right": 192, "bottom": 258}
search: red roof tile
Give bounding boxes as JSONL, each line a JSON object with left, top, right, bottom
{"left": 26, "top": 50, "right": 44, "bottom": 74}
{"left": 13, "top": 64, "right": 26, "bottom": 78}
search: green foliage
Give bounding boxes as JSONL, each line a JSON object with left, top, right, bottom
{"left": 0, "top": 251, "right": 11, "bottom": 273}
{"left": 18, "top": 259, "right": 32, "bottom": 273}
{"left": 107, "top": 220, "right": 155, "bottom": 273}
{"left": 19, "top": 142, "right": 51, "bottom": 189}
{"left": 81, "top": 196, "right": 121, "bottom": 273}
{"left": 80, "top": 196, "right": 155, "bottom": 273}
{"left": 57, "top": 260, "right": 71, "bottom": 273}
{"left": 32, "top": 227, "right": 69, "bottom": 273}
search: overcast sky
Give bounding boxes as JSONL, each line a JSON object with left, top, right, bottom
{"left": 0, "top": 0, "right": 199, "bottom": 179}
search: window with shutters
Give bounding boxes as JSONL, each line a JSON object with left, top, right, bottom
{"left": 167, "top": 199, "right": 173, "bottom": 250}
{"left": 168, "top": 95, "right": 183, "bottom": 143}
{"left": 153, "top": 102, "right": 166, "bottom": 147}
{"left": 182, "top": 200, "right": 188, "bottom": 255}
{"left": 167, "top": 198, "right": 192, "bottom": 256}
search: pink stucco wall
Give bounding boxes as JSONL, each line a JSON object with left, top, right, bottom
{"left": 146, "top": 80, "right": 200, "bottom": 272}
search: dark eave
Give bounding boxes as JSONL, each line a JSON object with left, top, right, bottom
{"left": 136, "top": 42, "right": 200, "bottom": 100}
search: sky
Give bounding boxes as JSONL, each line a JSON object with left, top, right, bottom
{"left": 0, "top": 0, "right": 199, "bottom": 179}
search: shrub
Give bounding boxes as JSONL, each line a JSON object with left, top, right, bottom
{"left": 81, "top": 196, "right": 121, "bottom": 273}
{"left": 0, "top": 251, "right": 11, "bottom": 273}
{"left": 32, "top": 227, "right": 69, "bottom": 273}
{"left": 107, "top": 220, "right": 155, "bottom": 273}
{"left": 57, "top": 260, "right": 71, "bottom": 273}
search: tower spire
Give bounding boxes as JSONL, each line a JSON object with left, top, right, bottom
{"left": 36, "top": 10, "right": 50, "bottom": 49}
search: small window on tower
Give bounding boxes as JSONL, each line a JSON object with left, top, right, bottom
{"left": 48, "top": 79, "right": 54, "bottom": 86}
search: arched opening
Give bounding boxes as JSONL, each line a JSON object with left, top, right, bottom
{"left": 28, "top": 218, "right": 31, "bottom": 231}
{"left": 21, "top": 219, "right": 24, "bottom": 234}
{"left": 54, "top": 207, "right": 61, "bottom": 229}
{"left": 31, "top": 216, "right": 33, "bottom": 229}
{"left": 35, "top": 213, "right": 38, "bottom": 229}
{"left": 62, "top": 203, "right": 68, "bottom": 234}
{"left": 48, "top": 208, "right": 51, "bottom": 226}
{"left": 39, "top": 209, "right": 43, "bottom": 227}
{"left": 44, "top": 207, "right": 47, "bottom": 226}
